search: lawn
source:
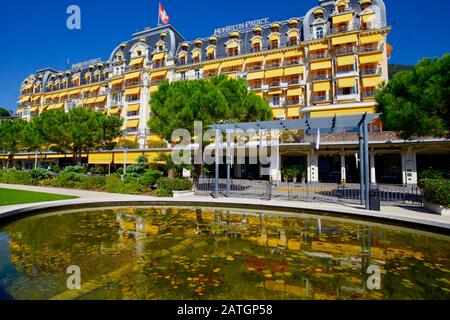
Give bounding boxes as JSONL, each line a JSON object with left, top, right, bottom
{"left": 0, "top": 188, "right": 78, "bottom": 206}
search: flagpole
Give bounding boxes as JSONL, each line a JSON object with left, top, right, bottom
{"left": 157, "top": 2, "right": 160, "bottom": 26}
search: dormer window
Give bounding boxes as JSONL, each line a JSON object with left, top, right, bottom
{"left": 253, "top": 27, "right": 262, "bottom": 37}
{"left": 253, "top": 42, "right": 261, "bottom": 52}
{"left": 315, "top": 27, "right": 324, "bottom": 39}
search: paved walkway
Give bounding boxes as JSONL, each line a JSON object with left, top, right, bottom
{"left": 1, "top": 183, "right": 449, "bottom": 231}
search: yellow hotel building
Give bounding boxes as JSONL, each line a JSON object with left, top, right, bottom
{"left": 10, "top": 0, "right": 450, "bottom": 185}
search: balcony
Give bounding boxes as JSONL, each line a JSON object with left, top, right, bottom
{"left": 309, "top": 52, "right": 331, "bottom": 60}
{"left": 152, "top": 62, "right": 166, "bottom": 69}
{"left": 334, "top": 46, "right": 356, "bottom": 56}
{"left": 286, "top": 99, "right": 302, "bottom": 106}
{"left": 359, "top": 44, "right": 384, "bottom": 54}
{"left": 312, "top": 74, "right": 331, "bottom": 81}
{"left": 249, "top": 83, "right": 262, "bottom": 90}
{"left": 337, "top": 93, "right": 358, "bottom": 101}
{"left": 124, "top": 80, "right": 143, "bottom": 88}
{"left": 287, "top": 40, "right": 299, "bottom": 47}
{"left": 336, "top": 68, "right": 357, "bottom": 78}
{"left": 246, "top": 65, "right": 263, "bottom": 72}
{"left": 330, "top": 24, "right": 355, "bottom": 34}
{"left": 362, "top": 91, "right": 375, "bottom": 99}
{"left": 361, "top": 68, "right": 381, "bottom": 76}
{"left": 284, "top": 59, "right": 303, "bottom": 66}
{"left": 268, "top": 81, "right": 281, "bottom": 88}
{"left": 265, "top": 62, "right": 281, "bottom": 69}
{"left": 312, "top": 96, "right": 330, "bottom": 103}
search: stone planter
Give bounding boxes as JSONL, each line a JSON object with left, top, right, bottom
{"left": 424, "top": 201, "right": 450, "bottom": 216}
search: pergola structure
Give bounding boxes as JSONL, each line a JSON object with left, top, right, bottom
{"left": 210, "top": 113, "right": 380, "bottom": 210}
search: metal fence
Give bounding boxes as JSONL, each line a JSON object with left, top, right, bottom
{"left": 194, "top": 178, "right": 423, "bottom": 205}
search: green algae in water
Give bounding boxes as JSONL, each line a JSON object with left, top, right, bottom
{"left": 0, "top": 207, "right": 449, "bottom": 300}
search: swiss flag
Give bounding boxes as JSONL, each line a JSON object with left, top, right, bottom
{"left": 159, "top": 2, "right": 170, "bottom": 25}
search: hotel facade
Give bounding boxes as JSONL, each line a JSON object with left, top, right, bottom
{"left": 9, "top": 0, "right": 450, "bottom": 185}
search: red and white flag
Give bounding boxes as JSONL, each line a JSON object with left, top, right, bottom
{"left": 159, "top": 2, "right": 170, "bottom": 25}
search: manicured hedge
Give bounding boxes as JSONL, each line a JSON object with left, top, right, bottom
{"left": 421, "top": 178, "right": 450, "bottom": 208}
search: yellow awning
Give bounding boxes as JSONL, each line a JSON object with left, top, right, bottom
{"left": 124, "top": 71, "right": 141, "bottom": 81}
{"left": 268, "top": 90, "right": 282, "bottom": 95}
{"left": 14, "top": 155, "right": 30, "bottom": 160}
{"left": 309, "top": 43, "right": 328, "bottom": 51}
{"left": 272, "top": 108, "right": 284, "bottom": 118}
{"left": 311, "top": 106, "right": 376, "bottom": 118}
{"left": 125, "top": 87, "right": 141, "bottom": 96}
{"left": 111, "top": 78, "right": 124, "bottom": 86}
{"left": 127, "top": 104, "right": 140, "bottom": 112}
{"left": 311, "top": 60, "right": 332, "bottom": 70}
{"left": 287, "top": 107, "right": 300, "bottom": 118}
{"left": 191, "top": 50, "right": 200, "bottom": 59}
{"left": 313, "top": 81, "right": 331, "bottom": 91}
{"left": 152, "top": 52, "right": 165, "bottom": 61}
{"left": 360, "top": 34, "right": 382, "bottom": 44}
{"left": 284, "top": 50, "right": 303, "bottom": 58}
{"left": 151, "top": 70, "right": 168, "bottom": 78}
{"left": 287, "top": 88, "right": 302, "bottom": 96}
{"left": 130, "top": 57, "right": 144, "bottom": 65}
{"left": 245, "top": 56, "right": 265, "bottom": 64}
{"left": 206, "top": 47, "right": 216, "bottom": 55}
{"left": 126, "top": 120, "right": 139, "bottom": 128}
{"left": 337, "top": 55, "right": 355, "bottom": 66}
{"left": 109, "top": 107, "right": 121, "bottom": 114}
{"left": 361, "top": 13, "right": 375, "bottom": 24}
{"left": 114, "top": 152, "right": 142, "bottom": 164}
{"left": 221, "top": 59, "right": 244, "bottom": 69}
{"left": 32, "top": 95, "right": 41, "bottom": 101}
{"left": 88, "top": 153, "right": 113, "bottom": 164}
{"left": 46, "top": 154, "right": 67, "bottom": 159}
{"left": 203, "top": 63, "right": 220, "bottom": 71}
{"left": 226, "top": 42, "right": 239, "bottom": 49}
{"left": 269, "top": 34, "right": 280, "bottom": 42}
{"left": 95, "top": 96, "right": 106, "bottom": 103}
{"left": 332, "top": 13, "right": 353, "bottom": 25}
{"left": 265, "top": 52, "right": 283, "bottom": 61}
{"left": 359, "top": 53, "right": 383, "bottom": 64}
{"left": 30, "top": 106, "right": 39, "bottom": 112}
{"left": 265, "top": 69, "right": 284, "bottom": 78}
{"left": 84, "top": 97, "right": 96, "bottom": 104}
{"left": 89, "top": 85, "right": 100, "bottom": 92}
{"left": 251, "top": 38, "right": 262, "bottom": 46}
{"left": 20, "top": 95, "right": 31, "bottom": 103}
{"left": 72, "top": 75, "right": 80, "bottom": 81}
{"left": 68, "top": 89, "right": 81, "bottom": 95}
{"left": 149, "top": 85, "right": 159, "bottom": 93}
{"left": 338, "top": 77, "right": 356, "bottom": 88}
{"left": 331, "top": 34, "right": 358, "bottom": 46}
{"left": 22, "top": 84, "right": 33, "bottom": 90}
{"left": 284, "top": 65, "right": 304, "bottom": 76}
{"left": 247, "top": 71, "right": 265, "bottom": 80}
{"left": 362, "top": 76, "right": 382, "bottom": 87}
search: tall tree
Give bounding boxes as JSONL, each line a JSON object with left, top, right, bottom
{"left": 377, "top": 54, "right": 450, "bottom": 139}
{"left": 0, "top": 108, "right": 10, "bottom": 117}
{"left": 0, "top": 118, "right": 26, "bottom": 167}
{"left": 97, "top": 114, "right": 124, "bottom": 150}
{"left": 149, "top": 75, "right": 273, "bottom": 141}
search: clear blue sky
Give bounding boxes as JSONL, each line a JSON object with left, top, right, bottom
{"left": 0, "top": 0, "right": 449, "bottom": 111}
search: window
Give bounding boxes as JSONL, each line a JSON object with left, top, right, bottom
{"left": 137, "top": 50, "right": 142, "bottom": 56}
{"left": 180, "top": 72, "right": 186, "bottom": 81}
{"left": 114, "top": 66, "right": 125, "bottom": 76}
{"left": 270, "top": 40, "right": 279, "bottom": 49}
{"left": 195, "top": 69, "right": 201, "bottom": 79}
{"left": 315, "top": 27, "right": 324, "bottom": 39}
{"left": 126, "top": 94, "right": 139, "bottom": 102}
{"left": 228, "top": 47, "right": 238, "bottom": 57}
{"left": 271, "top": 95, "right": 280, "bottom": 106}
{"left": 207, "top": 52, "right": 215, "bottom": 60}
{"left": 338, "top": 87, "right": 356, "bottom": 95}
{"left": 252, "top": 43, "right": 261, "bottom": 52}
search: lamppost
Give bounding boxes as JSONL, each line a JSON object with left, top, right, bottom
{"left": 121, "top": 133, "right": 128, "bottom": 181}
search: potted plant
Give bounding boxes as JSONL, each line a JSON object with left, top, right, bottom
{"left": 300, "top": 168, "right": 307, "bottom": 184}
{"left": 290, "top": 168, "right": 301, "bottom": 183}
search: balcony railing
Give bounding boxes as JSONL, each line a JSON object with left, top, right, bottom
{"left": 124, "top": 80, "right": 143, "bottom": 88}
{"left": 330, "top": 24, "right": 356, "bottom": 34}
{"left": 334, "top": 46, "right": 357, "bottom": 55}
{"left": 362, "top": 91, "right": 375, "bottom": 99}
{"left": 359, "top": 44, "right": 384, "bottom": 54}
{"left": 312, "top": 96, "right": 330, "bottom": 103}
{"left": 265, "top": 62, "right": 281, "bottom": 69}
{"left": 246, "top": 65, "right": 263, "bottom": 71}
{"left": 268, "top": 81, "right": 281, "bottom": 88}
{"left": 312, "top": 74, "right": 331, "bottom": 81}
{"left": 309, "top": 52, "right": 331, "bottom": 60}
{"left": 361, "top": 68, "right": 381, "bottom": 76}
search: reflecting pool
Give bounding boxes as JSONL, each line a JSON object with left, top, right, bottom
{"left": 0, "top": 207, "right": 449, "bottom": 300}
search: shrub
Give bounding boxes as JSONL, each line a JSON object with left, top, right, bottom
{"left": 105, "top": 174, "right": 146, "bottom": 195}
{"left": 125, "top": 155, "right": 148, "bottom": 174}
{"left": 171, "top": 178, "right": 193, "bottom": 191}
{"left": 81, "top": 176, "right": 107, "bottom": 190}
{"left": 0, "top": 169, "right": 31, "bottom": 185}
{"left": 29, "top": 168, "right": 53, "bottom": 182}
{"left": 140, "top": 170, "right": 163, "bottom": 188}
{"left": 422, "top": 178, "right": 450, "bottom": 208}
{"left": 156, "top": 187, "right": 173, "bottom": 197}
{"left": 89, "top": 167, "right": 104, "bottom": 175}
{"left": 63, "top": 165, "right": 87, "bottom": 174}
